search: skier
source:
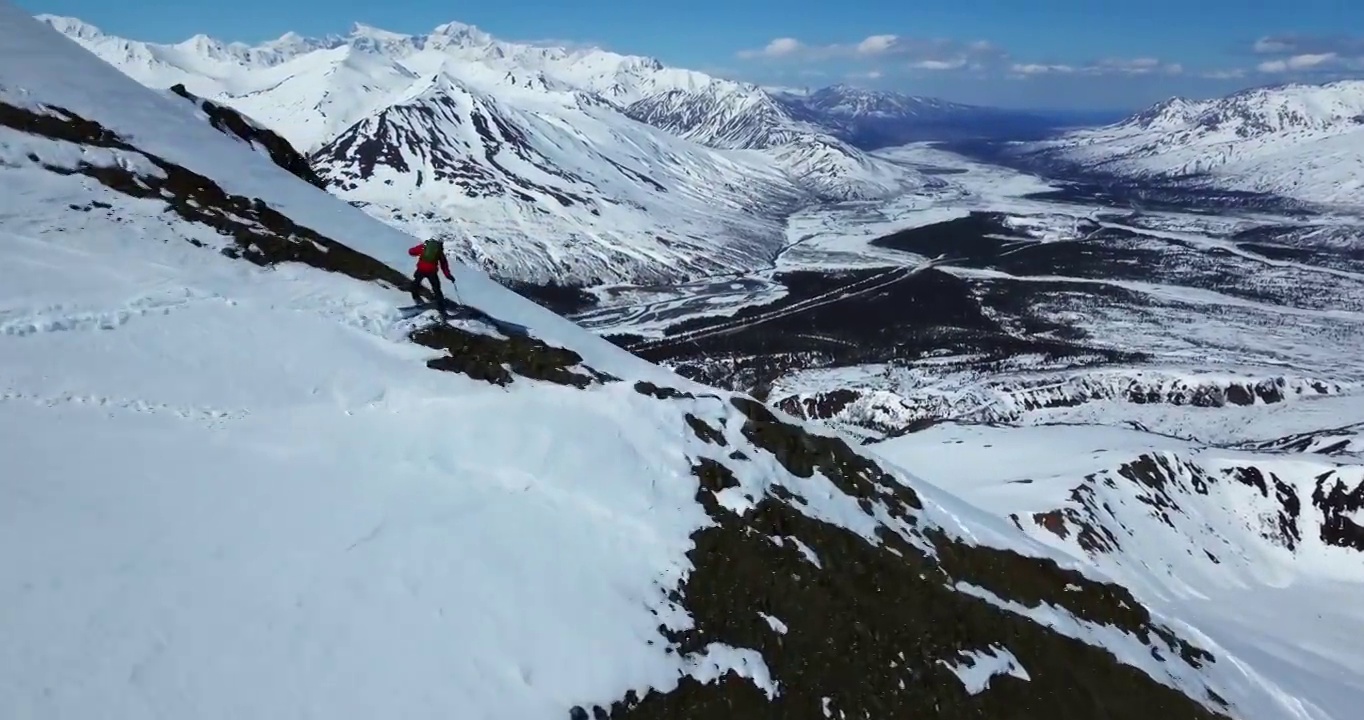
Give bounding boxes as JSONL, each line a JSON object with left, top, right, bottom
{"left": 408, "top": 238, "right": 455, "bottom": 317}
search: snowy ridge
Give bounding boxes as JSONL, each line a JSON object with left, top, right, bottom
{"left": 2, "top": 5, "right": 1310, "bottom": 718}
{"left": 776, "top": 366, "right": 1351, "bottom": 438}
{"left": 623, "top": 84, "right": 915, "bottom": 200}
{"left": 309, "top": 71, "right": 802, "bottom": 284}
{"left": 875, "top": 422, "right": 1364, "bottom": 720}
{"left": 786, "top": 84, "right": 975, "bottom": 119}
{"left": 626, "top": 85, "right": 816, "bottom": 149}
{"left": 1014, "top": 450, "right": 1364, "bottom": 585}
{"left": 1030, "top": 81, "right": 1364, "bottom": 206}
{"left": 1012, "top": 446, "right": 1364, "bottom": 718}
{"left": 165, "top": 83, "right": 326, "bottom": 188}
{"left": 38, "top": 13, "right": 919, "bottom": 276}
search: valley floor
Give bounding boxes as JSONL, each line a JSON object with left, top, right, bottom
{"left": 568, "top": 142, "right": 1364, "bottom": 439}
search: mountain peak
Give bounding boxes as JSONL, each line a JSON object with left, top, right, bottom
{"left": 430, "top": 20, "right": 484, "bottom": 38}
{"left": 36, "top": 13, "right": 104, "bottom": 40}
{"left": 347, "top": 22, "right": 408, "bottom": 41}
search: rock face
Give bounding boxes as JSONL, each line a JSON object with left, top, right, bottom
{"left": 168, "top": 83, "right": 326, "bottom": 189}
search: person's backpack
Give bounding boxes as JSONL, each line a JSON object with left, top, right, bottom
{"left": 419, "top": 239, "right": 443, "bottom": 264}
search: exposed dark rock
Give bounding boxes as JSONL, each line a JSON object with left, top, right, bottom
{"left": 1313, "top": 471, "right": 1364, "bottom": 551}
{"left": 633, "top": 381, "right": 694, "bottom": 400}
{"left": 730, "top": 395, "right": 922, "bottom": 522}
{"left": 168, "top": 83, "right": 326, "bottom": 189}
{"left": 684, "top": 414, "right": 727, "bottom": 446}
{"left": 775, "top": 389, "right": 861, "bottom": 421}
{"left": 412, "top": 323, "right": 613, "bottom": 388}
{"left": 588, "top": 400, "right": 1227, "bottom": 720}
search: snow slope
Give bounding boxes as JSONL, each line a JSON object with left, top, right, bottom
{"left": 1030, "top": 81, "right": 1364, "bottom": 207}
{"left": 1, "top": 5, "right": 1311, "bottom": 719}
{"left": 38, "top": 14, "right": 921, "bottom": 284}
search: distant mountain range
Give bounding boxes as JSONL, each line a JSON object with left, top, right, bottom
{"left": 1023, "top": 81, "right": 1364, "bottom": 207}
{"left": 37, "top": 14, "right": 1105, "bottom": 285}
{"left": 770, "top": 84, "right": 1107, "bottom": 147}
{"left": 40, "top": 12, "right": 1364, "bottom": 274}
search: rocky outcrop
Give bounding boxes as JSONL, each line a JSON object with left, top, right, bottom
{"left": 573, "top": 387, "right": 1232, "bottom": 720}
{"left": 168, "top": 83, "right": 326, "bottom": 188}
{"left": 1016, "top": 450, "right": 1364, "bottom": 566}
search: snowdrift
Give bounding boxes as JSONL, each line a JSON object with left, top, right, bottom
{"left": 0, "top": 5, "right": 1330, "bottom": 719}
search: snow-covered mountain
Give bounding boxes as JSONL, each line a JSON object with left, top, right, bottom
{"left": 623, "top": 84, "right": 915, "bottom": 199}
{"left": 307, "top": 71, "right": 802, "bottom": 284}
{"left": 1028, "top": 81, "right": 1364, "bottom": 207}
{"left": 5, "top": 4, "right": 1326, "bottom": 717}
{"left": 37, "top": 15, "right": 923, "bottom": 284}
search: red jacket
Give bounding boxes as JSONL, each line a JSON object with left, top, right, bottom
{"left": 408, "top": 243, "right": 452, "bottom": 277}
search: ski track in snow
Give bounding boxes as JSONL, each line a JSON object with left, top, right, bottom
{"left": 0, "top": 388, "right": 249, "bottom": 423}
{"left": 0, "top": 288, "right": 231, "bottom": 337}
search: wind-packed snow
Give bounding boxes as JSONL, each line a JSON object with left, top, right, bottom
{"left": 1032, "top": 81, "right": 1364, "bottom": 208}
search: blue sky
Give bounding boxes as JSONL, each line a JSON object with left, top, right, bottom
{"left": 18, "top": 0, "right": 1364, "bottom": 110}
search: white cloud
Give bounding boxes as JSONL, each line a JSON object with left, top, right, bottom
{"left": 1006, "top": 57, "right": 1182, "bottom": 79}
{"left": 856, "top": 34, "right": 899, "bottom": 55}
{"left": 1091, "top": 57, "right": 1182, "bottom": 75}
{"left": 912, "top": 58, "right": 966, "bottom": 70}
{"left": 1201, "top": 68, "right": 1246, "bottom": 79}
{"left": 1257, "top": 52, "right": 1339, "bottom": 72}
{"left": 735, "top": 33, "right": 1002, "bottom": 67}
{"left": 737, "top": 37, "right": 803, "bottom": 59}
{"left": 1253, "top": 37, "right": 1294, "bottom": 54}
{"left": 1010, "top": 63, "right": 1075, "bottom": 75}
{"left": 1251, "top": 33, "right": 1364, "bottom": 57}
